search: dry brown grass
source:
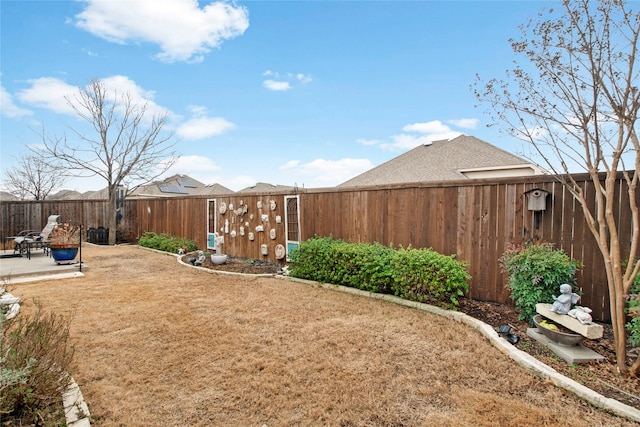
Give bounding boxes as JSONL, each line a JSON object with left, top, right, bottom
{"left": 11, "top": 245, "right": 637, "bottom": 426}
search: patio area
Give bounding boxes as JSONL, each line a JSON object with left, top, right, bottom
{"left": 0, "top": 247, "right": 86, "bottom": 283}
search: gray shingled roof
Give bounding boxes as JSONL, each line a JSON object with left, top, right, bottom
{"left": 128, "top": 175, "right": 234, "bottom": 198}
{"left": 237, "top": 182, "right": 295, "bottom": 194}
{"left": 339, "top": 135, "right": 541, "bottom": 187}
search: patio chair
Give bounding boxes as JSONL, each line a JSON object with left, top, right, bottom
{"left": 13, "top": 215, "right": 60, "bottom": 258}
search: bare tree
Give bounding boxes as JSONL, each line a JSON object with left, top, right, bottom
{"left": 40, "top": 78, "right": 177, "bottom": 244}
{"left": 2, "top": 154, "right": 63, "bottom": 200}
{"left": 474, "top": 0, "right": 639, "bottom": 376}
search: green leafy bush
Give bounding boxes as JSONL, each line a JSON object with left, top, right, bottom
{"left": 1, "top": 303, "right": 74, "bottom": 426}
{"left": 287, "top": 236, "right": 339, "bottom": 283}
{"left": 626, "top": 270, "right": 640, "bottom": 346}
{"left": 391, "top": 248, "right": 470, "bottom": 309}
{"left": 332, "top": 241, "right": 396, "bottom": 293}
{"left": 289, "top": 236, "right": 470, "bottom": 309}
{"left": 500, "top": 242, "right": 582, "bottom": 323}
{"left": 138, "top": 231, "right": 197, "bottom": 253}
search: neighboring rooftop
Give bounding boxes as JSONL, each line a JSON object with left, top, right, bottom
{"left": 128, "top": 175, "right": 234, "bottom": 198}
{"left": 237, "top": 182, "right": 295, "bottom": 194}
{"left": 339, "top": 135, "right": 545, "bottom": 188}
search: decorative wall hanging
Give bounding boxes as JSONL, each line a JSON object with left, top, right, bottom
{"left": 239, "top": 226, "right": 245, "bottom": 236}
{"left": 219, "top": 202, "right": 227, "bottom": 214}
{"left": 255, "top": 225, "right": 264, "bottom": 232}
{"left": 261, "top": 244, "right": 268, "bottom": 255}
{"left": 261, "top": 214, "right": 269, "bottom": 222}
{"left": 270, "top": 200, "right": 276, "bottom": 210}
{"left": 228, "top": 203, "right": 234, "bottom": 211}
{"left": 224, "top": 219, "right": 229, "bottom": 233}
{"left": 270, "top": 229, "right": 276, "bottom": 239}
{"left": 275, "top": 244, "right": 286, "bottom": 260}
{"left": 248, "top": 232, "right": 255, "bottom": 241}
{"left": 257, "top": 201, "right": 263, "bottom": 209}
{"left": 275, "top": 215, "right": 282, "bottom": 224}
{"left": 250, "top": 214, "right": 254, "bottom": 220}
{"left": 234, "top": 204, "right": 248, "bottom": 216}
{"left": 245, "top": 221, "right": 250, "bottom": 227}
{"left": 230, "top": 230, "right": 237, "bottom": 238}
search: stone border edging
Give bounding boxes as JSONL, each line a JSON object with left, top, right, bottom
{"left": 277, "top": 276, "right": 640, "bottom": 424}
{"left": 139, "top": 245, "right": 277, "bottom": 277}
{"left": 62, "top": 376, "right": 90, "bottom": 426}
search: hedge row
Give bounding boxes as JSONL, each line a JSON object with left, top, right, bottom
{"left": 138, "top": 231, "right": 198, "bottom": 254}
{"left": 288, "top": 236, "right": 470, "bottom": 309}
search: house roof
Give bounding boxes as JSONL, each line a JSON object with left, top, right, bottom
{"left": 128, "top": 175, "right": 234, "bottom": 198}
{"left": 0, "top": 191, "right": 19, "bottom": 201}
{"left": 237, "top": 182, "right": 295, "bottom": 194}
{"left": 338, "top": 135, "right": 544, "bottom": 188}
{"left": 46, "top": 189, "right": 85, "bottom": 200}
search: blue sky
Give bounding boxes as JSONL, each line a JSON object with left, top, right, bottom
{"left": 1, "top": 0, "right": 550, "bottom": 193}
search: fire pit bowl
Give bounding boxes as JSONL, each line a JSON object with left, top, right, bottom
{"left": 533, "top": 315, "right": 583, "bottom": 346}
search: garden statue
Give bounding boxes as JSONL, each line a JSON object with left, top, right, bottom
{"left": 568, "top": 306, "right": 593, "bottom": 324}
{"left": 549, "top": 283, "right": 580, "bottom": 315}
{"left": 194, "top": 250, "right": 206, "bottom": 266}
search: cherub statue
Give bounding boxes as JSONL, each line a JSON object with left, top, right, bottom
{"left": 568, "top": 306, "right": 593, "bottom": 324}
{"left": 194, "top": 250, "right": 206, "bottom": 266}
{"left": 549, "top": 283, "right": 580, "bottom": 315}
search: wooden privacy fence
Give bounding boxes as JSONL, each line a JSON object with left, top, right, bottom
{"left": 1, "top": 173, "right": 635, "bottom": 321}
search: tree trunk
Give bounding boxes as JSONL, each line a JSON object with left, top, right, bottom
{"left": 107, "top": 188, "right": 117, "bottom": 245}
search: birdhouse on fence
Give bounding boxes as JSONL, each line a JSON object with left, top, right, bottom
{"left": 524, "top": 188, "right": 551, "bottom": 230}
{"left": 525, "top": 188, "right": 550, "bottom": 211}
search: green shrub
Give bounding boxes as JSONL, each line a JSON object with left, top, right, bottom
{"left": 289, "top": 236, "right": 470, "bottom": 309}
{"left": 138, "top": 231, "right": 197, "bottom": 253}
{"left": 333, "top": 241, "right": 396, "bottom": 293}
{"left": 1, "top": 303, "right": 74, "bottom": 426}
{"left": 626, "top": 270, "right": 640, "bottom": 346}
{"left": 287, "top": 236, "right": 343, "bottom": 283}
{"left": 390, "top": 247, "right": 470, "bottom": 309}
{"left": 500, "top": 242, "right": 582, "bottom": 323}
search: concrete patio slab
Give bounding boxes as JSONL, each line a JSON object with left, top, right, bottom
{"left": 0, "top": 249, "right": 86, "bottom": 283}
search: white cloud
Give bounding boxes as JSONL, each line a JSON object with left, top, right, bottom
{"left": 280, "top": 160, "right": 300, "bottom": 170}
{"left": 177, "top": 116, "right": 235, "bottom": 140}
{"left": 16, "top": 76, "right": 172, "bottom": 120}
{"left": 365, "top": 119, "right": 474, "bottom": 151}
{"left": 402, "top": 120, "right": 452, "bottom": 134}
{"left": 17, "top": 77, "right": 78, "bottom": 114}
{"left": 262, "top": 70, "right": 312, "bottom": 91}
{"left": 75, "top": 0, "right": 249, "bottom": 63}
{"left": 187, "top": 105, "right": 208, "bottom": 116}
{"left": 380, "top": 133, "right": 443, "bottom": 151}
{"left": 448, "top": 118, "right": 479, "bottom": 129}
{"left": 356, "top": 138, "right": 382, "bottom": 146}
{"left": 280, "top": 157, "right": 373, "bottom": 186}
{"left": 296, "top": 73, "right": 313, "bottom": 84}
{"left": 263, "top": 80, "right": 291, "bottom": 91}
{"left": 0, "top": 84, "right": 32, "bottom": 118}
{"left": 166, "top": 154, "right": 221, "bottom": 173}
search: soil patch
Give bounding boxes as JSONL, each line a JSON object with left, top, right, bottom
{"left": 9, "top": 245, "right": 639, "bottom": 426}
{"left": 181, "top": 252, "right": 284, "bottom": 274}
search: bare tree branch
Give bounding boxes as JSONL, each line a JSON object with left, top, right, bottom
{"left": 2, "top": 155, "right": 65, "bottom": 200}
{"left": 39, "top": 78, "right": 178, "bottom": 244}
